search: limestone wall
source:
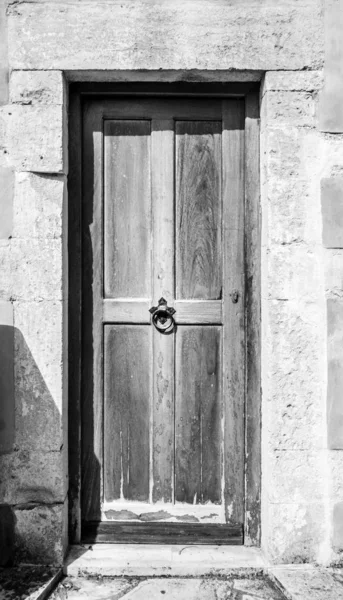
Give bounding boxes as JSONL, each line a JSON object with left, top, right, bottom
{"left": 0, "top": 0, "right": 342, "bottom": 566}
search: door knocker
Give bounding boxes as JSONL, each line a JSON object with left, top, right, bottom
{"left": 149, "top": 297, "right": 176, "bottom": 334}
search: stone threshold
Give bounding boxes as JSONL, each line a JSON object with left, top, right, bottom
{"left": 64, "top": 544, "right": 266, "bottom": 577}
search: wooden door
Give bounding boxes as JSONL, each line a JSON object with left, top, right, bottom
{"left": 81, "top": 97, "right": 245, "bottom": 543}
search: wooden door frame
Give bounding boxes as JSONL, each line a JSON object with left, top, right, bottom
{"left": 68, "top": 81, "right": 261, "bottom": 546}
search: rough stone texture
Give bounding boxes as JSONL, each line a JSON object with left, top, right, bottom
{"left": 266, "top": 503, "right": 326, "bottom": 564}
{"left": 270, "top": 565, "right": 343, "bottom": 600}
{"left": 320, "top": 0, "right": 343, "bottom": 133}
{"left": 261, "top": 91, "right": 317, "bottom": 129}
{"left": 321, "top": 178, "right": 343, "bottom": 248}
{"left": 260, "top": 77, "right": 329, "bottom": 564}
{"left": 12, "top": 172, "right": 65, "bottom": 239}
{"left": 0, "top": 450, "right": 66, "bottom": 505}
{"left": 13, "top": 301, "right": 64, "bottom": 446}
{"left": 262, "top": 71, "right": 323, "bottom": 95}
{"left": 14, "top": 502, "right": 65, "bottom": 565}
{"left": 0, "top": 240, "right": 63, "bottom": 301}
{"left": 0, "top": 567, "right": 61, "bottom": 600}
{"left": 0, "top": 166, "right": 14, "bottom": 239}
{"left": 7, "top": 0, "right": 324, "bottom": 71}
{"left": 49, "top": 576, "right": 287, "bottom": 600}
{"left": 0, "top": 0, "right": 8, "bottom": 105}
{"left": 0, "top": 104, "right": 65, "bottom": 172}
{"left": 264, "top": 300, "right": 324, "bottom": 452}
{"left": 327, "top": 299, "right": 343, "bottom": 449}
{"left": 65, "top": 545, "right": 265, "bottom": 577}
{"left": 10, "top": 70, "right": 64, "bottom": 105}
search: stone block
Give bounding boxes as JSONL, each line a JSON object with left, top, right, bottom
{"left": 262, "top": 71, "right": 323, "bottom": 95}
{"left": 261, "top": 91, "right": 316, "bottom": 128}
{"left": 0, "top": 104, "right": 64, "bottom": 173}
{"left": 0, "top": 166, "right": 13, "bottom": 239}
{"left": 327, "top": 298, "right": 343, "bottom": 449}
{"left": 320, "top": 0, "right": 343, "bottom": 132}
{"left": 267, "top": 245, "right": 321, "bottom": 301}
{"left": 263, "top": 178, "right": 319, "bottom": 245}
{"left": 264, "top": 502, "right": 326, "bottom": 564}
{"left": 261, "top": 127, "right": 303, "bottom": 181}
{"left": 10, "top": 70, "right": 64, "bottom": 105}
{"left": 321, "top": 178, "right": 343, "bottom": 248}
{"left": 270, "top": 566, "right": 343, "bottom": 600}
{"left": 0, "top": 238, "right": 63, "bottom": 301}
{"left": 12, "top": 172, "right": 65, "bottom": 240}
{"left": 0, "top": 450, "right": 66, "bottom": 505}
{"left": 265, "top": 450, "right": 324, "bottom": 504}
{"left": 7, "top": 1, "right": 323, "bottom": 71}
{"left": 264, "top": 300, "right": 325, "bottom": 450}
{"left": 13, "top": 301, "right": 64, "bottom": 451}
{"left": 14, "top": 502, "right": 65, "bottom": 565}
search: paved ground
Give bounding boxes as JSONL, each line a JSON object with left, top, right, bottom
{"left": 49, "top": 575, "right": 286, "bottom": 600}
{"left": 1, "top": 567, "right": 343, "bottom": 599}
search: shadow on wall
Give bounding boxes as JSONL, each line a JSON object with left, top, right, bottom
{"left": 0, "top": 324, "right": 66, "bottom": 566}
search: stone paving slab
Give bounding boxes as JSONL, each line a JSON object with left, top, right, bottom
{"left": 269, "top": 566, "right": 343, "bottom": 600}
{"left": 49, "top": 576, "right": 286, "bottom": 600}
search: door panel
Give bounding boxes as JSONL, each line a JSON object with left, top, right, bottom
{"left": 175, "top": 326, "right": 222, "bottom": 505}
{"left": 176, "top": 121, "right": 222, "bottom": 300}
{"left": 104, "top": 120, "right": 151, "bottom": 298}
{"left": 104, "top": 325, "right": 151, "bottom": 503}
{"left": 81, "top": 97, "right": 245, "bottom": 538}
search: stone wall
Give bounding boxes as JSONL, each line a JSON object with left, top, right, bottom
{"left": 0, "top": 0, "right": 342, "bottom": 566}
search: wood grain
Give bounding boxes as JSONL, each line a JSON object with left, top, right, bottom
{"left": 176, "top": 121, "right": 222, "bottom": 300}
{"left": 222, "top": 99, "right": 245, "bottom": 525}
{"left": 151, "top": 120, "right": 174, "bottom": 503}
{"left": 82, "top": 521, "right": 243, "bottom": 545}
{"left": 102, "top": 299, "right": 150, "bottom": 323}
{"left": 244, "top": 92, "right": 261, "bottom": 545}
{"left": 92, "top": 98, "right": 223, "bottom": 121}
{"left": 104, "top": 120, "right": 151, "bottom": 298}
{"left": 174, "top": 300, "right": 222, "bottom": 324}
{"left": 175, "top": 327, "right": 222, "bottom": 504}
{"left": 104, "top": 325, "right": 151, "bottom": 502}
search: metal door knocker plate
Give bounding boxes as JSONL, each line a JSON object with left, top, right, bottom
{"left": 149, "top": 297, "right": 176, "bottom": 334}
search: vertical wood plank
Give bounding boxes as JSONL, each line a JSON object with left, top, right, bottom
{"left": 222, "top": 99, "right": 245, "bottom": 525}
{"left": 245, "top": 92, "right": 261, "bottom": 545}
{"left": 175, "top": 327, "right": 222, "bottom": 504}
{"left": 81, "top": 102, "right": 104, "bottom": 521}
{"left": 104, "top": 326, "right": 151, "bottom": 502}
{"left": 151, "top": 120, "right": 175, "bottom": 503}
{"left": 176, "top": 121, "right": 222, "bottom": 300}
{"left": 104, "top": 120, "right": 151, "bottom": 298}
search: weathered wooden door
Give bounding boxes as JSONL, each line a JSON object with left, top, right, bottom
{"left": 81, "top": 97, "right": 245, "bottom": 543}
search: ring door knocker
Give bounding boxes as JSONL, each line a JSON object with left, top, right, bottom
{"left": 149, "top": 297, "right": 176, "bottom": 334}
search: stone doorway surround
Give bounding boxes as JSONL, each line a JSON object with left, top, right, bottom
{"left": 0, "top": 0, "right": 343, "bottom": 569}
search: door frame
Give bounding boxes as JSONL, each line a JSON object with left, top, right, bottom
{"left": 68, "top": 81, "right": 261, "bottom": 546}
